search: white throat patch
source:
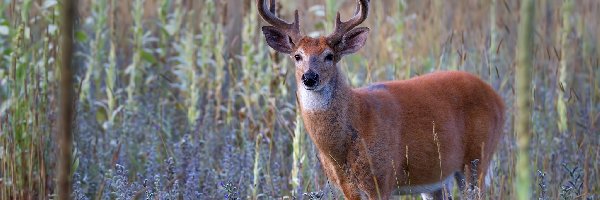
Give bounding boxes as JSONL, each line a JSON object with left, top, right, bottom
{"left": 299, "top": 84, "right": 333, "bottom": 111}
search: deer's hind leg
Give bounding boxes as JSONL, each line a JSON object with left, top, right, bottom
{"left": 420, "top": 174, "right": 455, "bottom": 200}
{"left": 421, "top": 190, "right": 442, "bottom": 200}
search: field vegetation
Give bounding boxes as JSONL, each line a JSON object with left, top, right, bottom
{"left": 0, "top": 0, "right": 598, "bottom": 199}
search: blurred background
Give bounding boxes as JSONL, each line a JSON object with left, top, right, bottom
{"left": 0, "top": 0, "right": 598, "bottom": 199}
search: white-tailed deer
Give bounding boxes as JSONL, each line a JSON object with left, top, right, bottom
{"left": 258, "top": 0, "right": 505, "bottom": 199}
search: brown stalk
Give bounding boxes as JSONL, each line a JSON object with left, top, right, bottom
{"left": 57, "top": 0, "right": 76, "bottom": 198}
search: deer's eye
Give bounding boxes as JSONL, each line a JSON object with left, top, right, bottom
{"left": 325, "top": 53, "right": 334, "bottom": 61}
{"left": 294, "top": 54, "right": 303, "bottom": 61}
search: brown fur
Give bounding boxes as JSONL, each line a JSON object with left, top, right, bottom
{"left": 299, "top": 66, "right": 504, "bottom": 199}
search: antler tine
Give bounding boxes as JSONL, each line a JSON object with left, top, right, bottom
{"left": 353, "top": 2, "right": 361, "bottom": 16}
{"left": 269, "top": 0, "right": 275, "bottom": 13}
{"left": 257, "top": 0, "right": 301, "bottom": 42}
{"left": 328, "top": 0, "right": 370, "bottom": 44}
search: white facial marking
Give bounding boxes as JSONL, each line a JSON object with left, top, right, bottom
{"left": 294, "top": 49, "right": 306, "bottom": 60}
{"left": 299, "top": 84, "right": 333, "bottom": 111}
{"left": 295, "top": 47, "right": 334, "bottom": 111}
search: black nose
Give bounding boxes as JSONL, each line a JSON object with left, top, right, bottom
{"left": 301, "top": 71, "right": 319, "bottom": 88}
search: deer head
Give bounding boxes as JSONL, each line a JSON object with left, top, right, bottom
{"left": 258, "top": 0, "right": 370, "bottom": 93}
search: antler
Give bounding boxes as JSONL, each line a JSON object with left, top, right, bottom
{"left": 327, "top": 0, "right": 370, "bottom": 45}
{"left": 257, "top": 0, "right": 302, "bottom": 43}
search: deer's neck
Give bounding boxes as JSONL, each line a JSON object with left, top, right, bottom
{"left": 299, "top": 72, "right": 357, "bottom": 161}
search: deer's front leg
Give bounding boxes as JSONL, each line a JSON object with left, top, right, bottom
{"left": 319, "top": 156, "right": 362, "bottom": 199}
{"left": 340, "top": 181, "right": 362, "bottom": 200}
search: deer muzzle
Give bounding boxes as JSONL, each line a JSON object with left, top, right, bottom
{"left": 301, "top": 70, "right": 320, "bottom": 89}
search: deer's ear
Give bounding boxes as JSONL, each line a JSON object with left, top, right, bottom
{"left": 336, "top": 27, "right": 369, "bottom": 56}
{"left": 262, "top": 26, "right": 295, "bottom": 54}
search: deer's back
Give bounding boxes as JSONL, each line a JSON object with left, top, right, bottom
{"left": 353, "top": 71, "right": 504, "bottom": 187}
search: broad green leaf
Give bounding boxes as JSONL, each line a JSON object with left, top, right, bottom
{"left": 141, "top": 50, "right": 157, "bottom": 64}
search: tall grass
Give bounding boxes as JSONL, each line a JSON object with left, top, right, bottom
{"left": 514, "top": 0, "right": 535, "bottom": 198}
{"left": 0, "top": 0, "right": 598, "bottom": 199}
{"left": 557, "top": 0, "right": 573, "bottom": 136}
